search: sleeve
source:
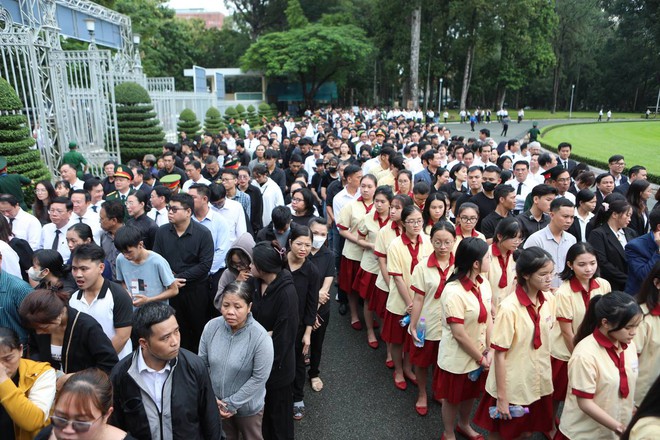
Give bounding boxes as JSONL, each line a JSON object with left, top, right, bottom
{"left": 115, "top": 256, "right": 126, "bottom": 283}
{"left": 236, "top": 205, "right": 248, "bottom": 238}
{"left": 152, "top": 227, "right": 164, "bottom": 255}
{"left": 197, "top": 320, "right": 212, "bottom": 366}
{"left": 226, "top": 333, "right": 274, "bottom": 412}
{"left": 588, "top": 230, "right": 627, "bottom": 287}
{"left": 303, "top": 265, "right": 320, "bottom": 327}
{"left": 568, "top": 348, "right": 598, "bottom": 398}
{"left": 373, "top": 230, "right": 388, "bottom": 258}
{"left": 195, "top": 359, "right": 222, "bottom": 440}
{"left": 410, "top": 263, "right": 427, "bottom": 296}
{"left": 387, "top": 243, "right": 404, "bottom": 277}
{"left": 336, "top": 202, "right": 352, "bottom": 230}
{"left": 108, "top": 370, "right": 126, "bottom": 429}
{"left": 20, "top": 175, "right": 32, "bottom": 185}
{"left": 555, "top": 290, "right": 574, "bottom": 322}
{"left": 0, "top": 367, "right": 56, "bottom": 430}
{"left": 481, "top": 216, "right": 496, "bottom": 239}
{"left": 633, "top": 317, "right": 649, "bottom": 355}
{"left": 177, "top": 227, "right": 213, "bottom": 282}
{"left": 625, "top": 240, "right": 660, "bottom": 290}
{"left": 490, "top": 302, "right": 517, "bottom": 351}
{"left": 444, "top": 289, "right": 466, "bottom": 324}
{"left": 270, "top": 293, "right": 293, "bottom": 370}
{"left": 523, "top": 232, "right": 542, "bottom": 249}
{"left": 156, "top": 255, "right": 176, "bottom": 288}
{"left": 110, "top": 284, "right": 134, "bottom": 328}
{"left": 82, "top": 318, "right": 119, "bottom": 373}
{"left": 357, "top": 217, "right": 369, "bottom": 237}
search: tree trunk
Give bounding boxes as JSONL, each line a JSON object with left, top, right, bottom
{"left": 497, "top": 88, "right": 507, "bottom": 110}
{"left": 409, "top": 5, "right": 421, "bottom": 110}
{"left": 460, "top": 43, "right": 475, "bottom": 110}
{"left": 373, "top": 60, "right": 378, "bottom": 106}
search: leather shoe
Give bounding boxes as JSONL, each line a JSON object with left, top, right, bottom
{"left": 351, "top": 321, "right": 363, "bottom": 331}
{"left": 368, "top": 339, "right": 379, "bottom": 349}
{"left": 415, "top": 405, "right": 428, "bottom": 416}
{"left": 338, "top": 303, "right": 348, "bottom": 315}
{"left": 393, "top": 372, "right": 407, "bottom": 391}
{"left": 385, "top": 359, "right": 394, "bottom": 369}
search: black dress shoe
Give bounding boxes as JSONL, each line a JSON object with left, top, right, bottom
{"left": 338, "top": 303, "right": 348, "bottom": 315}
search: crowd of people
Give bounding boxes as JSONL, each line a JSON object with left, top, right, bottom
{"left": 0, "top": 106, "right": 659, "bottom": 440}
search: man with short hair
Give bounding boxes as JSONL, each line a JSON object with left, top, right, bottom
{"left": 480, "top": 184, "right": 516, "bottom": 242}
{"left": 253, "top": 164, "right": 284, "bottom": 228}
{"left": 84, "top": 178, "right": 106, "bottom": 213}
{"left": 131, "top": 167, "right": 153, "bottom": 196}
{"left": 508, "top": 160, "right": 537, "bottom": 215}
{"left": 158, "top": 152, "right": 187, "bottom": 183}
{"left": 550, "top": 167, "right": 576, "bottom": 204}
{"left": 286, "top": 154, "right": 306, "bottom": 192}
{"left": 238, "top": 166, "right": 263, "bottom": 234}
{"left": 625, "top": 209, "right": 660, "bottom": 294}
{"left": 39, "top": 196, "right": 75, "bottom": 260}
{"left": 256, "top": 205, "right": 292, "bottom": 248}
{"left": 517, "top": 184, "right": 557, "bottom": 240}
{"left": 556, "top": 142, "right": 577, "bottom": 171}
{"left": 106, "top": 165, "right": 136, "bottom": 215}
{"left": 201, "top": 157, "right": 221, "bottom": 182}
{"left": 148, "top": 186, "right": 171, "bottom": 227}
{"left": 209, "top": 184, "right": 247, "bottom": 245}
{"left": 608, "top": 154, "right": 627, "bottom": 187}
{"left": 69, "top": 243, "right": 133, "bottom": 358}
{"left": 99, "top": 200, "right": 125, "bottom": 279}
{"left": 614, "top": 165, "right": 647, "bottom": 195}
{"left": 70, "top": 189, "right": 101, "bottom": 240}
{"left": 473, "top": 143, "right": 492, "bottom": 168}
{"left": 102, "top": 160, "right": 117, "bottom": 195}
{"left": 304, "top": 144, "right": 324, "bottom": 183}
{"left": 182, "top": 161, "right": 211, "bottom": 192}
{"left": 109, "top": 302, "right": 221, "bottom": 440}
{"left": 501, "top": 139, "right": 524, "bottom": 163}
{"left": 220, "top": 168, "right": 251, "bottom": 220}
{"left": 414, "top": 150, "right": 441, "bottom": 185}
{"left": 412, "top": 182, "right": 431, "bottom": 210}
{"left": 152, "top": 193, "right": 214, "bottom": 352}
{"left": 59, "top": 163, "right": 84, "bottom": 190}
{"left": 524, "top": 197, "right": 577, "bottom": 288}
{"left": 265, "top": 149, "right": 286, "bottom": 195}
{"left": 0, "top": 193, "right": 41, "bottom": 250}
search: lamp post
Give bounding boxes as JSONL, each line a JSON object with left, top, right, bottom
{"left": 438, "top": 78, "right": 443, "bottom": 115}
{"left": 84, "top": 18, "right": 96, "bottom": 50}
{"left": 569, "top": 84, "right": 575, "bottom": 119}
{"left": 132, "top": 34, "right": 142, "bottom": 74}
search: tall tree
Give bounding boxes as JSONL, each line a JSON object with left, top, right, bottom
{"left": 409, "top": 1, "right": 421, "bottom": 110}
{"left": 225, "top": 0, "right": 288, "bottom": 39}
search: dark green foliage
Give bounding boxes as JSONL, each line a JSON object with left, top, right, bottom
{"left": 258, "top": 103, "right": 273, "bottom": 122}
{"left": 247, "top": 105, "right": 260, "bottom": 128}
{"left": 177, "top": 108, "right": 201, "bottom": 136}
{"left": 235, "top": 104, "right": 248, "bottom": 122}
{"left": 114, "top": 82, "right": 165, "bottom": 163}
{"left": 224, "top": 106, "right": 238, "bottom": 126}
{"left": 204, "top": 107, "right": 224, "bottom": 133}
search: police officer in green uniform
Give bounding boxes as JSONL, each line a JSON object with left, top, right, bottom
{"left": 159, "top": 174, "right": 181, "bottom": 194}
{"left": 0, "top": 156, "right": 32, "bottom": 210}
{"left": 59, "top": 141, "right": 88, "bottom": 179}
{"left": 105, "top": 164, "right": 135, "bottom": 219}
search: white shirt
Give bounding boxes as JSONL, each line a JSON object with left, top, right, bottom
{"left": 304, "top": 154, "right": 323, "bottom": 184}
{"left": 210, "top": 198, "right": 246, "bottom": 245}
{"left": 254, "top": 178, "right": 284, "bottom": 227}
{"left": 332, "top": 187, "right": 361, "bottom": 221}
{"left": 557, "top": 191, "right": 576, "bottom": 204}
{"left": 507, "top": 177, "right": 538, "bottom": 212}
{"left": 39, "top": 219, "right": 75, "bottom": 260}
{"left": 246, "top": 138, "right": 260, "bottom": 156}
{"left": 136, "top": 347, "right": 171, "bottom": 412}
{"left": 0, "top": 240, "right": 22, "bottom": 278}
{"left": 182, "top": 176, "right": 211, "bottom": 193}
{"left": 147, "top": 207, "right": 169, "bottom": 226}
{"left": 71, "top": 179, "right": 85, "bottom": 191}
{"left": 574, "top": 208, "right": 594, "bottom": 242}
{"left": 9, "top": 208, "right": 42, "bottom": 250}
{"left": 73, "top": 209, "right": 102, "bottom": 244}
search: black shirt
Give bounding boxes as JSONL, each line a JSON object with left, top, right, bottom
{"left": 152, "top": 220, "right": 213, "bottom": 283}
{"left": 126, "top": 213, "right": 159, "bottom": 250}
{"left": 517, "top": 210, "right": 551, "bottom": 240}
{"left": 242, "top": 183, "right": 264, "bottom": 233}
{"left": 0, "top": 373, "right": 18, "bottom": 440}
{"left": 289, "top": 259, "right": 320, "bottom": 327}
{"left": 309, "top": 245, "right": 335, "bottom": 316}
{"left": 480, "top": 211, "right": 509, "bottom": 239}
{"left": 158, "top": 165, "right": 187, "bottom": 183}
{"left": 470, "top": 192, "right": 497, "bottom": 232}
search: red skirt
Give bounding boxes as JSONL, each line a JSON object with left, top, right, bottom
{"left": 551, "top": 356, "right": 568, "bottom": 401}
{"left": 338, "top": 256, "right": 361, "bottom": 294}
{"left": 406, "top": 337, "right": 440, "bottom": 368}
{"left": 381, "top": 311, "right": 407, "bottom": 345}
{"left": 353, "top": 268, "right": 378, "bottom": 301}
{"left": 473, "top": 393, "right": 553, "bottom": 438}
{"left": 369, "top": 287, "right": 388, "bottom": 319}
{"left": 434, "top": 368, "right": 486, "bottom": 404}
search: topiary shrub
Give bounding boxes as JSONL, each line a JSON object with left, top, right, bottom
{"left": 114, "top": 82, "right": 164, "bottom": 163}
{"left": 258, "top": 102, "right": 273, "bottom": 122}
{"left": 235, "top": 104, "right": 248, "bottom": 122}
{"left": 247, "top": 104, "right": 260, "bottom": 128}
{"left": 177, "top": 108, "right": 201, "bottom": 136}
{"left": 224, "top": 106, "right": 238, "bottom": 128}
{"left": 204, "top": 107, "right": 224, "bottom": 133}
{"left": 0, "top": 77, "right": 50, "bottom": 202}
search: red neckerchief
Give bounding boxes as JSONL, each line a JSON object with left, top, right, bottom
{"left": 455, "top": 224, "right": 478, "bottom": 238}
{"left": 650, "top": 303, "right": 660, "bottom": 316}
{"left": 391, "top": 220, "right": 401, "bottom": 237}
{"left": 401, "top": 233, "right": 422, "bottom": 273}
{"left": 459, "top": 275, "right": 488, "bottom": 323}
{"left": 427, "top": 252, "right": 455, "bottom": 298}
{"left": 592, "top": 328, "right": 630, "bottom": 398}
{"left": 515, "top": 284, "right": 546, "bottom": 349}
{"left": 358, "top": 196, "right": 374, "bottom": 214}
{"left": 427, "top": 217, "right": 435, "bottom": 227}
{"left": 491, "top": 243, "right": 511, "bottom": 288}
{"left": 374, "top": 210, "right": 388, "bottom": 229}
{"left": 569, "top": 277, "right": 600, "bottom": 311}
{"left": 416, "top": 202, "right": 425, "bottom": 210}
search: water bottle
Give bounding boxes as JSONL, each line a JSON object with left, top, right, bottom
{"left": 488, "top": 405, "right": 530, "bottom": 419}
{"left": 414, "top": 318, "right": 426, "bottom": 348}
{"left": 468, "top": 365, "right": 483, "bottom": 382}
{"left": 399, "top": 314, "right": 411, "bottom": 327}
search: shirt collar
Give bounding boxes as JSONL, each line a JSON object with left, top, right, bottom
{"left": 592, "top": 327, "right": 627, "bottom": 351}
{"left": 569, "top": 276, "right": 600, "bottom": 294}
{"left": 515, "top": 284, "right": 546, "bottom": 308}
{"left": 401, "top": 232, "right": 422, "bottom": 246}
{"left": 459, "top": 274, "right": 484, "bottom": 291}
{"left": 427, "top": 252, "right": 455, "bottom": 269}
{"left": 76, "top": 279, "right": 110, "bottom": 301}
{"left": 137, "top": 347, "right": 172, "bottom": 374}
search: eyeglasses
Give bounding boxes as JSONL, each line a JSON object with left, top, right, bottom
{"left": 166, "top": 205, "right": 186, "bottom": 213}
{"left": 48, "top": 209, "right": 67, "bottom": 214}
{"left": 291, "top": 198, "right": 304, "bottom": 203}
{"left": 405, "top": 219, "right": 423, "bottom": 225}
{"left": 556, "top": 178, "right": 571, "bottom": 183}
{"left": 432, "top": 240, "right": 454, "bottom": 248}
{"left": 51, "top": 415, "right": 103, "bottom": 433}
{"left": 459, "top": 216, "right": 478, "bottom": 223}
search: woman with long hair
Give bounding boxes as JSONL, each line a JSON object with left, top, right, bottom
{"left": 550, "top": 242, "right": 611, "bottom": 427}
{"left": 290, "top": 188, "right": 316, "bottom": 226}
{"left": 337, "top": 174, "right": 377, "bottom": 330}
{"left": 486, "top": 217, "right": 523, "bottom": 314}
{"left": 626, "top": 179, "right": 652, "bottom": 236}
{"left": 632, "top": 261, "right": 660, "bottom": 408}
{"left": 338, "top": 142, "right": 355, "bottom": 163}
{"left": 408, "top": 220, "right": 456, "bottom": 416}
{"left": 29, "top": 249, "right": 77, "bottom": 294}
{"left": 54, "top": 181, "right": 71, "bottom": 199}
{"left": 248, "top": 145, "right": 267, "bottom": 172}
{"left": 439, "top": 163, "right": 468, "bottom": 195}
{"left": 587, "top": 194, "right": 636, "bottom": 291}
{"left": 437, "top": 237, "right": 492, "bottom": 439}
{"left": 125, "top": 191, "right": 158, "bottom": 250}
{"left": 556, "top": 292, "right": 641, "bottom": 439}
{"left": 474, "top": 247, "right": 555, "bottom": 439}
{"left": 422, "top": 192, "right": 449, "bottom": 235}
{"left": 286, "top": 225, "right": 320, "bottom": 420}
{"left": 32, "top": 180, "right": 56, "bottom": 225}
{"left": 199, "top": 282, "right": 273, "bottom": 440}
{"left": 356, "top": 186, "right": 394, "bottom": 349}
{"left": 382, "top": 205, "right": 432, "bottom": 391}
{"left": 453, "top": 202, "right": 486, "bottom": 251}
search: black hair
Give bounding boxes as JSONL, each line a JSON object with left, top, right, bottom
{"left": 413, "top": 181, "right": 430, "bottom": 196}
{"left": 288, "top": 224, "right": 313, "bottom": 251}
{"left": 50, "top": 196, "right": 73, "bottom": 211}
{"left": 101, "top": 200, "right": 125, "bottom": 223}
{"left": 447, "top": 237, "right": 489, "bottom": 283}
{"left": 152, "top": 185, "right": 172, "bottom": 202}
{"left": 515, "top": 247, "right": 554, "bottom": 290}
{"left": 626, "top": 178, "right": 651, "bottom": 213}
{"left": 423, "top": 192, "right": 448, "bottom": 225}
{"left": 252, "top": 164, "right": 269, "bottom": 176}
{"left": 574, "top": 291, "right": 641, "bottom": 345}
{"left": 559, "top": 242, "right": 600, "bottom": 281}
{"left": 361, "top": 174, "right": 378, "bottom": 187}
{"left": 190, "top": 183, "right": 210, "bottom": 200}
{"left": 456, "top": 201, "right": 480, "bottom": 217}
{"left": 0, "top": 327, "right": 20, "bottom": 351}
{"left": 128, "top": 190, "right": 150, "bottom": 214}
{"left": 531, "top": 184, "right": 558, "bottom": 199}
{"left": 550, "top": 197, "right": 574, "bottom": 212}
{"left": 291, "top": 188, "right": 315, "bottom": 216}
{"left": 537, "top": 152, "right": 554, "bottom": 167}
{"left": 627, "top": 165, "right": 646, "bottom": 178}
{"left": 33, "top": 180, "right": 57, "bottom": 221}
{"left": 71, "top": 243, "right": 106, "bottom": 264}
{"left": 392, "top": 194, "right": 414, "bottom": 210}
{"left": 496, "top": 155, "right": 512, "bottom": 170}
{"left": 343, "top": 164, "right": 362, "bottom": 179}
{"left": 595, "top": 172, "right": 614, "bottom": 186}
{"left": 271, "top": 205, "right": 292, "bottom": 230}
{"left": 401, "top": 204, "right": 422, "bottom": 223}
{"left": 70, "top": 189, "right": 91, "bottom": 203}
{"left": 133, "top": 301, "right": 176, "bottom": 341}
{"left": 169, "top": 193, "right": 194, "bottom": 211}
{"left": 575, "top": 189, "right": 596, "bottom": 210}
{"left": 252, "top": 240, "right": 287, "bottom": 274}
{"left": 637, "top": 260, "right": 660, "bottom": 312}
{"left": 494, "top": 184, "right": 515, "bottom": 204}
{"left": 33, "top": 249, "right": 69, "bottom": 279}
{"left": 449, "top": 163, "right": 467, "bottom": 181}
{"left": 592, "top": 193, "right": 630, "bottom": 228}
{"left": 557, "top": 142, "right": 572, "bottom": 151}
{"left": 429, "top": 219, "right": 456, "bottom": 239}
{"left": 493, "top": 217, "right": 523, "bottom": 244}
{"left": 221, "top": 281, "right": 253, "bottom": 306}
{"left": 308, "top": 216, "right": 328, "bottom": 231}
{"left": 114, "top": 225, "right": 144, "bottom": 252}
{"left": 68, "top": 223, "right": 94, "bottom": 244}
{"left": 608, "top": 154, "right": 624, "bottom": 164}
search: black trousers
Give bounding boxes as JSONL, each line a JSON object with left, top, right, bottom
{"left": 308, "top": 305, "right": 330, "bottom": 379}
{"left": 293, "top": 325, "right": 306, "bottom": 402}
{"left": 170, "top": 279, "right": 211, "bottom": 353}
{"left": 263, "top": 382, "right": 294, "bottom": 440}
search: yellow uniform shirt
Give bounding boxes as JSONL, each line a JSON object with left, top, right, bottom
{"left": 438, "top": 276, "right": 492, "bottom": 374}
{"left": 358, "top": 211, "right": 390, "bottom": 274}
{"left": 550, "top": 277, "right": 611, "bottom": 361}
{"left": 486, "top": 243, "right": 517, "bottom": 312}
{"left": 377, "top": 171, "right": 396, "bottom": 191}
{"left": 410, "top": 253, "right": 455, "bottom": 341}
{"left": 386, "top": 233, "right": 432, "bottom": 315}
{"left": 486, "top": 285, "right": 554, "bottom": 404}
{"left": 633, "top": 305, "right": 660, "bottom": 404}
{"left": 629, "top": 416, "right": 660, "bottom": 439}
{"left": 452, "top": 225, "right": 486, "bottom": 253}
{"left": 373, "top": 220, "right": 402, "bottom": 292}
{"left": 338, "top": 197, "right": 373, "bottom": 261}
{"left": 559, "top": 332, "right": 638, "bottom": 440}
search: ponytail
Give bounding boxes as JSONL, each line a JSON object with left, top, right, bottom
{"left": 574, "top": 291, "right": 642, "bottom": 346}
{"left": 574, "top": 295, "right": 604, "bottom": 346}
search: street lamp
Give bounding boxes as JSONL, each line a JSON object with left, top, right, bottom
{"left": 438, "top": 78, "right": 443, "bottom": 115}
{"left": 569, "top": 84, "right": 575, "bottom": 119}
{"left": 84, "top": 18, "right": 96, "bottom": 50}
{"left": 133, "top": 34, "right": 141, "bottom": 45}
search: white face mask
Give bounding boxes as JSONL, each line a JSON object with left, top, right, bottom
{"left": 312, "top": 235, "right": 326, "bottom": 249}
{"left": 28, "top": 266, "right": 46, "bottom": 282}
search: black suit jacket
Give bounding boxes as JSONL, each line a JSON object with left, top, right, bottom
{"left": 558, "top": 158, "right": 577, "bottom": 172}
{"left": 587, "top": 225, "right": 637, "bottom": 291}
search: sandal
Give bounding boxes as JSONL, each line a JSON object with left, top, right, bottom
{"left": 310, "top": 377, "right": 324, "bottom": 392}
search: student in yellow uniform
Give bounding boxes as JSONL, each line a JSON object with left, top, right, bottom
{"left": 632, "top": 261, "right": 660, "bottom": 406}
{"left": 551, "top": 242, "right": 611, "bottom": 424}
{"left": 556, "top": 292, "right": 641, "bottom": 440}
{"left": 422, "top": 193, "right": 450, "bottom": 235}
{"left": 409, "top": 220, "right": 456, "bottom": 416}
{"left": 356, "top": 185, "right": 394, "bottom": 349}
{"left": 474, "top": 246, "right": 555, "bottom": 439}
{"left": 487, "top": 217, "right": 523, "bottom": 315}
{"left": 437, "top": 237, "right": 493, "bottom": 440}
{"left": 337, "top": 174, "right": 376, "bottom": 330}
{"left": 621, "top": 375, "right": 660, "bottom": 440}
{"left": 373, "top": 194, "right": 413, "bottom": 368}
{"left": 453, "top": 203, "right": 486, "bottom": 252}
{"left": 382, "top": 205, "right": 432, "bottom": 391}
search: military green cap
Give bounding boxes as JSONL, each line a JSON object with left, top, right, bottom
{"left": 114, "top": 164, "right": 134, "bottom": 181}
{"left": 160, "top": 174, "right": 181, "bottom": 189}
{"left": 69, "top": 141, "right": 78, "bottom": 149}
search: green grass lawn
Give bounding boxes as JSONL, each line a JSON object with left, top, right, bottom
{"left": 540, "top": 121, "right": 660, "bottom": 175}
{"left": 523, "top": 110, "right": 645, "bottom": 120}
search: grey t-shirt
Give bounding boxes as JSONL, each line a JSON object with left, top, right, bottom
{"left": 116, "top": 251, "right": 176, "bottom": 304}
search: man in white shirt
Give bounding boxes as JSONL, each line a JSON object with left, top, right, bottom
{"left": 245, "top": 130, "right": 260, "bottom": 156}
{"left": 472, "top": 143, "right": 492, "bottom": 168}
{"left": 59, "top": 163, "right": 85, "bottom": 190}
{"left": 148, "top": 186, "right": 171, "bottom": 227}
{"left": 84, "top": 178, "right": 106, "bottom": 214}
{"left": 188, "top": 184, "right": 230, "bottom": 277}
{"left": 70, "top": 189, "right": 102, "bottom": 242}
{"left": 0, "top": 194, "right": 41, "bottom": 250}
{"left": 501, "top": 139, "right": 525, "bottom": 163}
{"left": 304, "top": 143, "right": 324, "bottom": 184}
{"left": 39, "top": 197, "right": 76, "bottom": 260}
{"left": 333, "top": 165, "right": 362, "bottom": 221}
{"left": 209, "top": 185, "right": 247, "bottom": 245}
{"left": 507, "top": 160, "right": 538, "bottom": 215}
{"left": 182, "top": 161, "right": 211, "bottom": 193}
{"left": 252, "top": 164, "right": 284, "bottom": 228}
